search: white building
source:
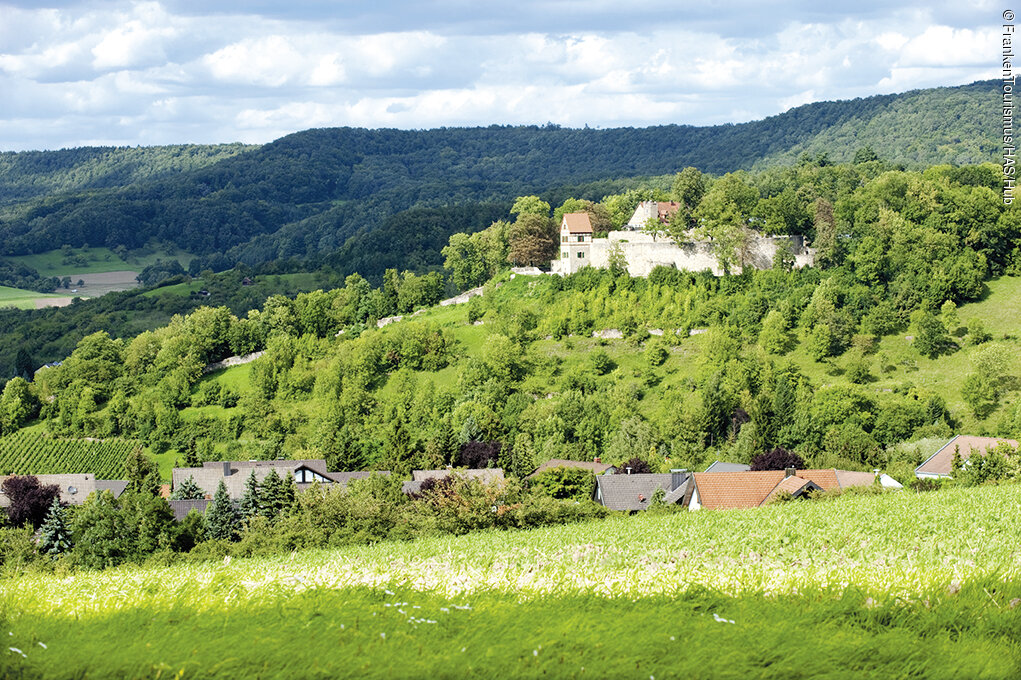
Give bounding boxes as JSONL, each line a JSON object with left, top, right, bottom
{"left": 556, "top": 212, "right": 595, "bottom": 275}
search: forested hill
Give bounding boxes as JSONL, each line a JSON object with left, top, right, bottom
{"left": 0, "top": 80, "right": 999, "bottom": 275}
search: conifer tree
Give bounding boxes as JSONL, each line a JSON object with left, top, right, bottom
{"left": 282, "top": 472, "right": 297, "bottom": 512}
{"left": 125, "top": 447, "right": 160, "bottom": 496}
{"left": 205, "top": 480, "right": 239, "bottom": 541}
{"left": 239, "top": 469, "right": 261, "bottom": 519}
{"left": 38, "top": 497, "right": 72, "bottom": 556}
{"left": 259, "top": 469, "right": 285, "bottom": 521}
{"left": 170, "top": 475, "right": 204, "bottom": 500}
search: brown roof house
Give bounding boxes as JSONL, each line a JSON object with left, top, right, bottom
{"left": 554, "top": 212, "right": 595, "bottom": 275}
{"left": 595, "top": 469, "right": 691, "bottom": 511}
{"left": 688, "top": 467, "right": 900, "bottom": 511}
{"left": 914, "top": 435, "right": 1020, "bottom": 479}
{"left": 171, "top": 459, "right": 384, "bottom": 500}
{"left": 0, "top": 474, "right": 128, "bottom": 508}
{"left": 402, "top": 468, "right": 505, "bottom": 495}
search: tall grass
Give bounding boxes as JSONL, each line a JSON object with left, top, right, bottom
{"left": 2, "top": 484, "right": 1020, "bottom": 678}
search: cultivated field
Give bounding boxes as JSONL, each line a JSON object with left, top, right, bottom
{"left": 0, "top": 430, "right": 140, "bottom": 479}
{"left": 0, "top": 285, "right": 69, "bottom": 310}
{"left": 2, "top": 485, "right": 1020, "bottom": 678}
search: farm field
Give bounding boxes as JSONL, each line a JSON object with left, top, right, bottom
{"left": 2, "top": 484, "right": 1020, "bottom": 678}
{"left": 0, "top": 285, "right": 69, "bottom": 309}
{"left": 0, "top": 430, "right": 141, "bottom": 479}
{"left": 7, "top": 246, "right": 194, "bottom": 278}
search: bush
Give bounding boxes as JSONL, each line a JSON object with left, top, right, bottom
{"left": 750, "top": 448, "right": 805, "bottom": 471}
{"left": 529, "top": 467, "right": 595, "bottom": 502}
{"left": 0, "top": 526, "right": 38, "bottom": 575}
{"left": 2, "top": 475, "right": 60, "bottom": 529}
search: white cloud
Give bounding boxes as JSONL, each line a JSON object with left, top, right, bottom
{"left": 0, "top": 1, "right": 1003, "bottom": 150}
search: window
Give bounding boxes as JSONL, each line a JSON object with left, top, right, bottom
{"left": 561, "top": 250, "right": 568, "bottom": 258}
{"left": 577, "top": 251, "right": 585, "bottom": 258}
{"left": 577, "top": 235, "right": 585, "bottom": 243}
{"left": 561, "top": 235, "right": 567, "bottom": 242}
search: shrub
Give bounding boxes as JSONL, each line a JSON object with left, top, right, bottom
{"left": 457, "top": 440, "right": 503, "bottom": 468}
{"left": 617, "top": 457, "right": 653, "bottom": 474}
{"left": 529, "top": 467, "right": 596, "bottom": 502}
{"left": 750, "top": 448, "right": 806, "bottom": 471}
{"left": 2, "top": 475, "right": 59, "bottom": 529}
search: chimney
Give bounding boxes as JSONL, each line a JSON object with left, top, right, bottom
{"left": 670, "top": 469, "right": 687, "bottom": 491}
{"left": 222, "top": 462, "right": 232, "bottom": 477}
{"left": 594, "top": 457, "right": 601, "bottom": 464}
{"left": 784, "top": 467, "right": 796, "bottom": 478}
{"left": 626, "top": 467, "right": 633, "bottom": 475}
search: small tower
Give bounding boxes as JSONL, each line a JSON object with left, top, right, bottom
{"left": 558, "top": 212, "right": 593, "bottom": 274}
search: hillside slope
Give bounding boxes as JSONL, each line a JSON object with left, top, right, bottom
{"left": 0, "top": 80, "right": 999, "bottom": 275}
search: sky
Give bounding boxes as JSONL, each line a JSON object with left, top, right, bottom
{"left": 0, "top": 0, "right": 1002, "bottom": 151}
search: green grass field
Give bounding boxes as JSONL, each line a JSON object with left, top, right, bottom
{"left": 8, "top": 246, "right": 194, "bottom": 277}
{"left": 0, "top": 285, "right": 68, "bottom": 309}
{"left": 2, "top": 485, "right": 1020, "bottom": 678}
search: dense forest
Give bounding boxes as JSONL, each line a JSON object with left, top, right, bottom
{"left": 0, "top": 80, "right": 999, "bottom": 282}
{"left": 3, "top": 158, "right": 1018, "bottom": 494}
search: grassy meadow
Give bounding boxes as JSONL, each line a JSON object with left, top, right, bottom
{"left": 2, "top": 484, "right": 1020, "bottom": 678}
{"left": 7, "top": 246, "right": 194, "bottom": 278}
{"left": 0, "top": 285, "right": 68, "bottom": 309}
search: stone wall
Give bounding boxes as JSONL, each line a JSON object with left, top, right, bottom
{"left": 560, "top": 231, "right": 813, "bottom": 277}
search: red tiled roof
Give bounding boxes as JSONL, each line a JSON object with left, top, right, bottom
{"left": 834, "top": 470, "right": 875, "bottom": 488}
{"left": 656, "top": 202, "right": 681, "bottom": 221}
{"left": 763, "top": 475, "right": 816, "bottom": 504}
{"left": 562, "top": 212, "right": 593, "bottom": 233}
{"left": 692, "top": 469, "right": 841, "bottom": 510}
{"left": 915, "top": 435, "right": 1019, "bottom": 477}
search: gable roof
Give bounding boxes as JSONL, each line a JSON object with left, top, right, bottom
{"left": 763, "top": 476, "right": 823, "bottom": 504}
{"left": 404, "top": 468, "right": 506, "bottom": 495}
{"left": 0, "top": 473, "right": 128, "bottom": 507}
{"left": 172, "top": 460, "right": 386, "bottom": 499}
{"left": 914, "top": 435, "right": 1019, "bottom": 477}
{"left": 691, "top": 469, "right": 841, "bottom": 510}
{"left": 526, "top": 459, "right": 612, "bottom": 478}
{"left": 411, "top": 468, "right": 504, "bottom": 483}
{"left": 703, "top": 461, "right": 752, "bottom": 473}
{"left": 168, "top": 498, "right": 210, "bottom": 521}
{"left": 561, "top": 212, "right": 593, "bottom": 233}
{"left": 595, "top": 472, "right": 688, "bottom": 511}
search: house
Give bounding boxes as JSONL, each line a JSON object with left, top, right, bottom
{"left": 625, "top": 201, "right": 681, "bottom": 230}
{"left": 688, "top": 468, "right": 900, "bottom": 510}
{"left": 171, "top": 459, "right": 385, "bottom": 499}
{"left": 555, "top": 212, "right": 594, "bottom": 275}
{"left": 401, "top": 468, "right": 505, "bottom": 495}
{"left": 526, "top": 458, "right": 614, "bottom": 479}
{"left": 0, "top": 473, "right": 128, "bottom": 508}
{"left": 914, "top": 435, "right": 1019, "bottom": 479}
{"left": 594, "top": 470, "right": 690, "bottom": 511}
